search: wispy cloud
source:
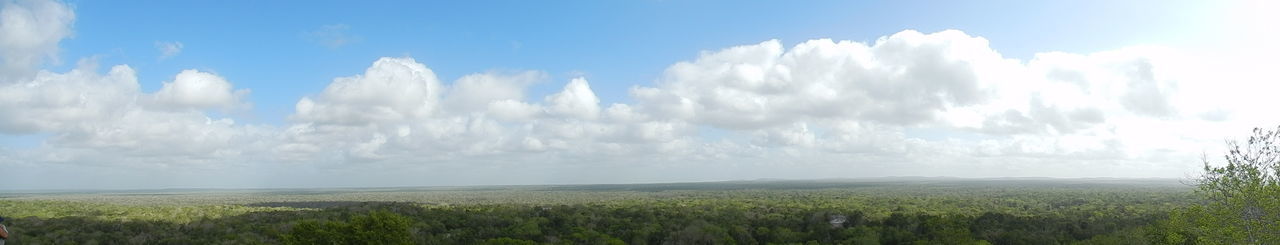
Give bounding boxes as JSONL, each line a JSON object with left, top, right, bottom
{"left": 155, "top": 41, "right": 183, "bottom": 60}
{"left": 305, "top": 24, "right": 361, "bottom": 49}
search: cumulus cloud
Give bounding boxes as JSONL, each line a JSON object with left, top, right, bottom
{"left": 150, "top": 69, "right": 250, "bottom": 111}
{"left": 280, "top": 57, "right": 503, "bottom": 163}
{"left": 545, "top": 78, "right": 601, "bottom": 120}
{"left": 0, "top": 62, "right": 263, "bottom": 166}
{"left": 0, "top": 1, "right": 266, "bottom": 172}
{"left": 292, "top": 57, "right": 443, "bottom": 125}
{"left": 633, "top": 30, "right": 1011, "bottom": 130}
{"left": 0, "top": 63, "right": 139, "bottom": 134}
{"left": 275, "top": 57, "right": 711, "bottom": 166}
{"left": 0, "top": 0, "right": 1266, "bottom": 188}
{"left": 443, "top": 71, "right": 544, "bottom": 114}
{"left": 10, "top": 28, "right": 1228, "bottom": 181}
{"left": 957, "top": 46, "right": 1193, "bottom": 136}
{"left": 0, "top": 0, "right": 75, "bottom": 82}
{"left": 611, "top": 29, "right": 1248, "bottom": 178}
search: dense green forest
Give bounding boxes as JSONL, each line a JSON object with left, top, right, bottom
{"left": 0, "top": 179, "right": 1197, "bottom": 244}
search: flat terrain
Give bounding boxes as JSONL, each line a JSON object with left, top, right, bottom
{"left": 0, "top": 178, "right": 1195, "bottom": 244}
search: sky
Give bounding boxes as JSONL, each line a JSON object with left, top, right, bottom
{"left": 1, "top": 0, "right": 1278, "bottom": 189}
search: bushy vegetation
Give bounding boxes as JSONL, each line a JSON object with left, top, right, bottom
{"left": 0, "top": 179, "right": 1193, "bottom": 244}
{"left": 1148, "top": 127, "right": 1280, "bottom": 244}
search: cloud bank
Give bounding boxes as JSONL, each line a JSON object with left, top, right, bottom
{"left": 2, "top": 0, "right": 1275, "bottom": 188}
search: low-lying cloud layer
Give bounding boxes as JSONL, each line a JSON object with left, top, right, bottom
{"left": 1, "top": 0, "right": 1275, "bottom": 188}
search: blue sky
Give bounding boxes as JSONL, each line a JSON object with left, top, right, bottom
{"left": 57, "top": 0, "right": 1213, "bottom": 125}
{"left": 1, "top": 0, "right": 1276, "bottom": 189}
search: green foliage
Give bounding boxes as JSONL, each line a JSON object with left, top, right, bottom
{"left": 349, "top": 210, "right": 414, "bottom": 244}
{"left": 1150, "top": 126, "right": 1280, "bottom": 244}
{"left": 0, "top": 179, "right": 1194, "bottom": 244}
{"left": 481, "top": 237, "right": 538, "bottom": 245}
{"left": 283, "top": 210, "right": 412, "bottom": 245}
{"left": 283, "top": 220, "right": 347, "bottom": 245}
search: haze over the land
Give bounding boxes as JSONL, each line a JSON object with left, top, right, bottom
{"left": 1, "top": 0, "right": 1277, "bottom": 189}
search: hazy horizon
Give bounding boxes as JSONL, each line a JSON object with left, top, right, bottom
{"left": 0, "top": 176, "right": 1189, "bottom": 193}
{"left": 2, "top": 0, "right": 1278, "bottom": 189}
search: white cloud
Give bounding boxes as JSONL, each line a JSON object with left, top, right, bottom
{"left": 155, "top": 41, "right": 183, "bottom": 60}
{"left": 9, "top": 28, "right": 1239, "bottom": 184}
{"left": 443, "top": 71, "right": 543, "bottom": 114}
{"left": 0, "top": 0, "right": 75, "bottom": 82}
{"left": 0, "top": 62, "right": 264, "bottom": 167}
{"left": 633, "top": 30, "right": 1012, "bottom": 129}
{"left": 0, "top": 0, "right": 266, "bottom": 173}
{"left": 0, "top": 63, "right": 140, "bottom": 134}
{"left": 752, "top": 122, "right": 816, "bottom": 147}
{"left": 957, "top": 46, "right": 1198, "bottom": 136}
{"left": 150, "top": 69, "right": 250, "bottom": 111}
{"left": 614, "top": 29, "right": 1261, "bottom": 178}
{"left": 276, "top": 57, "right": 708, "bottom": 166}
{"left": 487, "top": 99, "right": 541, "bottom": 122}
{"left": 0, "top": 0, "right": 1272, "bottom": 188}
{"left": 544, "top": 77, "right": 601, "bottom": 120}
{"left": 292, "top": 57, "right": 443, "bottom": 125}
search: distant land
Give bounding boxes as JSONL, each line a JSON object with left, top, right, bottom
{"left": 0, "top": 177, "right": 1189, "bottom": 195}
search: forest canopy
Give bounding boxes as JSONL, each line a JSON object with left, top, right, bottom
{"left": 0, "top": 179, "right": 1193, "bottom": 244}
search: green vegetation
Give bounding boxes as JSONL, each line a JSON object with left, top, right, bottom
{"left": 0, "top": 179, "right": 1194, "bottom": 244}
{"left": 283, "top": 210, "right": 414, "bottom": 245}
{"left": 1148, "top": 127, "right": 1280, "bottom": 244}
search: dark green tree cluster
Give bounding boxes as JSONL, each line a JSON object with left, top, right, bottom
{"left": 0, "top": 200, "right": 1168, "bottom": 244}
{"left": 283, "top": 210, "right": 414, "bottom": 245}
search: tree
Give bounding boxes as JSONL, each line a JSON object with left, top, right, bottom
{"left": 1170, "top": 126, "right": 1280, "bottom": 243}
{"left": 282, "top": 210, "right": 413, "bottom": 245}
{"left": 283, "top": 220, "right": 347, "bottom": 245}
{"left": 348, "top": 210, "right": 413, "bottom": 245}
{"left": 480, "top": 237, "right": 538, "bottom": 245}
